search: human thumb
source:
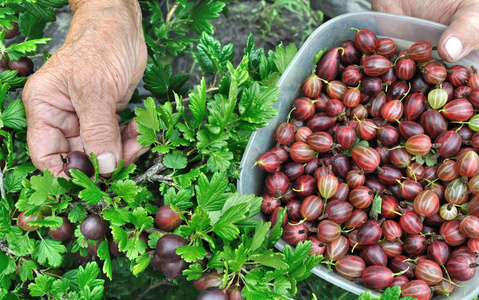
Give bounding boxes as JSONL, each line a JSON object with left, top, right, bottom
{"left": 437, "top": 5, "right": 479, "bottom": 62}
{"left": 77, "top": 99, "right": 122, "bottom": 177}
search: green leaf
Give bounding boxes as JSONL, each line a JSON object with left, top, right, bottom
{"left": 71, "top": 169, "right": 106, "bottom": 205}
{"left": 283, "top": 241, "right": 311, "bottom": 272}
{"left": 238, "top": 82, "right": 278, "bottom": 129}
{"left": 273, "top": 276, "right": 291, "bottom": 296}
{"left": 6, "top": 38, "right": 51, "bottom": 61}
{"left": 195, "top": 171, "right": 230, "bottom": 211}
{"left": 28, "top": 170, "right": 65, "bottom": 206}
{"left": 143, "top": 62, "right": 171, "bottom": 96}
{"left": 193, "top": 32, "right": 234, "bottom": 74}
{"left": 250, "top": 221, "right": 271, "bottom": 253}
{"left": 189, "top": 1, "right": 226, "bottom": 35}
{"left": 0, "top": 251, "right": 15, "bottom": 276}
{"left": 122, "top": 234, "right": 147, "bottom": 260}
{"left": 28, "top": 274, "right": 55, "bottom": 297}
{"left": 382, "top": 286, "right": 402, "bottom": 300}
{"left": 110, "top": 179, "right": 140, "bottom": 204}
{"left": 267, "top": 208, "right": 285, "bottom": 248}
{"left": 29, "top": 215, "right": 63, "bottom": 229}
{"left": 2, "top": 99, "right": 26, "bottom": 130}
{"left": 19, "top": 259, "right": 38, "bottom": 282}
{"left": 68, "top": 204, "right": 87, "bottom": 224}
{"left": 205, "top": 147, "right": 233, "bottom": 172}
{"left": 163, "top": 150, "right": 188, "bottom": 170}
{"left": 33, "top": 239, "right": 66, "bottom": 268}
{"left": 133, "top": 253, "right": 151, "bottom": 276}
{"left": 18, "top": 10, "right": 46, "bottom": 39}
{"left": 77, "top": 262, "right": 104, "bottom": 292}
{"left": 212, "top": 203, "right": 248, "bottom": 241}
{"left": 111, "top": 163, "right": 136, "bottom": 181}
{"left": 24, "top": 0, "right": 56, "bottom": 22}
{"left": 6, "top": 229, "right": 35, "bottom": 257}
{"left": 425, "top": 152, "right": 437, "bottom": 167}
{"left": 51, "top": 278, "right": 70, "bottom": 299}
{"left": 183, "top": 263, "right": 203, "bottom": 281}
{"left": 97, "top": 240, "right": 112, "bottom": 280}
{"left": 164, "top": 187, "right": 193, "bottom": 210}
{"left": 176, "top": 245, "right": 207, "bottom": 263}
{"left": 102, "top": 206, "right": 129, "bottom": 226}
{"left": 357, "top": 290, "right": 373, "bottom": 300}
{"left": 370, "top": 192, "right": 382, "bottom": 220}
{"left": 135, "top": 97, "right": 160, "bottom": 132}
{"left": 129, "top": 207, "right": 153, "bottom": 230}
{"left": 250, "top": 253, "right": 288, "bottom": 269}
{"left": 273, "top": 43, "right": 297, "bottom": 74}
{"left": 188, "top": 77, "right": 207, "bottom": 127}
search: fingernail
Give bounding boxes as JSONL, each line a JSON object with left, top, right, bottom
{"left": 97, "top": 152, "right": 117, "bottom": 175}
{"left": 136, "top": 147, "right": 150, "bottom": 159}
{"left": 445, "top": 36, "right": 463, "bottom": 61}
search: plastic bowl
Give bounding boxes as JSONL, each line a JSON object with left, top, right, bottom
{"left": 238, "top": 11, "right": 479, "bottom": 299}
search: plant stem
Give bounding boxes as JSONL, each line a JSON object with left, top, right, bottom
{"left": 138, "top": 280, "right": 169, "bottom": 300}
{"left": 0, "top": 167, "right": 5, "bottom": 200}
{"left": 132, "top": 154, "right": 167, "bottom": 185}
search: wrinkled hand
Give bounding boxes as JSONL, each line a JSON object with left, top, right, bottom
{"left": 371, "top": 0, "right": 479, "bottom": 62}
{"left": 23, "top": 0, "right": 148, "bottom": 177}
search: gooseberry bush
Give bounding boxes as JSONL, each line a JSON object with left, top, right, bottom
{"left": 0, "top": 1, "right": 336, "bottom": 299}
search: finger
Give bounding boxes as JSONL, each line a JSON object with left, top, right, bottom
{"left": 70, "top": 79, "right": 123, "bottom": 177}
{"left": 437, "top": 2, "right": 479, "bottom": 62}
{"left": 121, "top": 120, "right": 149, "bottom": 166}
{"left": 24, "top": 98, "right": 80, "bottom": 176}
{"left": 371, "top": 0, "right": 406, "bottom": 14}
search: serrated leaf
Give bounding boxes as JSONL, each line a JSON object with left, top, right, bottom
{"left": 195, "top": 171, "right": 230, "bottom": 211}
{"left": 189, "top": 1, "right": 226, "bottom": 35}
{"left": 238, "top": 82, "right": 278, "bottom": 128}
{"left": 0, "top": 251, "right": 15, "bottom": 275}
{"left": 51, "top": 278, "right": 70, "bottom": 299}
{"left": 71, "top": 169, "right": 106, "bottom": 205}
{"left": 164, "top": 187, "right": 193, "bottom": 210}
{"left": 129, "top": 207, "right": 153, "bottom": 230}
{"left": 188, "top": 77, "right": 207, "bottom": 127}
{"left": 283, "top": 241, "right": 311, "bottom": 272}
{"left": 135, "top": 97, "right": 160, "bottom": 132}
{"left": 18, "top": 10, "right": 46, "bottom": 39}
{"left": 96, "top": 240, "right": 112, "bottom": 280}
{"left": 77, "top": 262, "right": 104, "bottom": 289}
{"left": 273, "top": 43, "right": 297, "bottom": 74}
{"left": 163, "top": 150, "right": 187, "bottom": 170}
{"left": 183, "top": 263, "right": 203, "bottom": 281}
{"left": 110, "top": 179, "right": 139, "bottom": 204}
{"left": 102, "top": 206, "right": 129, "bottom": 226}
{"left": 382, "top": 286, "right": 402, "bottom": 300}
{"left": 250, "top": 221, "right": 271, "bottom": 253}
{"left": 28, "top": 215, "right": 62, "bottom": 229}
{"left": 68, "top": 204, "right": 87, "bottom": 224}
{"left": 369, "top": 192, "right": 382, "bottom": 220}
{"left": 2, "top": 99, "right": 26, "bottom": 130}
{"left": 6, "top": 38, "right": 51, "bottom": 60}
{"left": 250, "top": 253, "right": 288, "bottom": 269}
{"left": 133, "top": 253, "right": 151, "bottom": 276}
{"left": 19, "top": 259, "right": 38, "bottom": 282}
{"left": 28, "top": 274, "right": 55, "bottom": 297}
{"left": 33, "top": 239, "right": 66, "bottom": 268}
{"left": 176, "top": 245, "right": 207, "bottom": 263}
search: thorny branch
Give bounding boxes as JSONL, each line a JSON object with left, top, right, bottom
{"left": 0, "top": 238, "right": 15, "bottom": 256}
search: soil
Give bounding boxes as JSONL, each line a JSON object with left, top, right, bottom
{"left": 171, "top": 0, "right": 311, "bottom": 88}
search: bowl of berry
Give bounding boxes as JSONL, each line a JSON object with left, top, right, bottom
{"left": 239, "top": 11, "right": 479, "bottom": 300}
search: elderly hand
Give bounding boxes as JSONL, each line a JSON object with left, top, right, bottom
{"left": 23, "top": 0, "right": 148, "bottom": 177}
{"left": 371, "top": 0, "right": 479, "bottom": 62}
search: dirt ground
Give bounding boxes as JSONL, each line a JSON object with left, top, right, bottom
{"left": 172, "top": 0, "right": 313, "bottom": 86}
